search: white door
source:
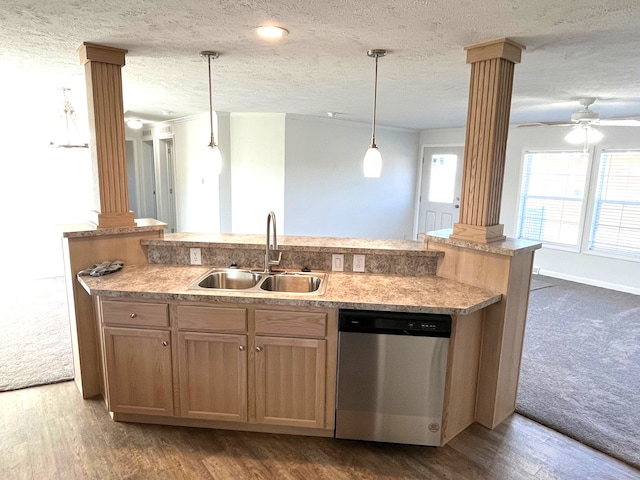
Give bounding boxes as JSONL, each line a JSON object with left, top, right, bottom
{"left": 141, "top": 140, "right": 158, "bottom": 219}
{"left": 417, "top": 146, "right": 464, "bottom": 234}
{"left": 125, "top": 140, "right": 139, "bottom": 216}
{"left": 156, "top": 137, "right": 177, "bottom": 233}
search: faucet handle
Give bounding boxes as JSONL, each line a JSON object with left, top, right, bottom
{"left": 269, "top": 251, "right": 283, "bottom": 266}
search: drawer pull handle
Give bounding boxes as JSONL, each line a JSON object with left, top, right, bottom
{"left": 256, "top": 346, "right": 263, "bottom": 352}
{"left": 162, "top": 341, "right": 169, "bottom": 347}
{"left": 239, "top": 345, "right": 245, "bottom": 351}
{"left": 130, "top": 313, "right": 137, "bottom": 318}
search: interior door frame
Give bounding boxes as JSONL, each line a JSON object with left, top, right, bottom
{"left": 155, "top": 134, "right": 178, "bottom": 233}
{"left": 412, "top": 143, "right": 465, "bottom": 240}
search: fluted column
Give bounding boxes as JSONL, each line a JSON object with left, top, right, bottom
{"left": 450, "top": 38, "right": 525, "bottom": 243}
{"left": 78, "top": 42, "right": 135, "bottom": 228}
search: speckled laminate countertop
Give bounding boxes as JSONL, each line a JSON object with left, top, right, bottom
{"left": 142, "top": 233, "right": 439, "bottom": 256}
{"left": 78, "top": 264, "right": 501, "bottom": 315}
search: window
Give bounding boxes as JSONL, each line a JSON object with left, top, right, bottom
{"left": 589, "top": 151, "right": 640, "bottom": 257}
{"left": 517, "top": 151, "right": 589, "bottom": 247}
{"left": 428, "top": 154, "right": 457, "bottom": 203}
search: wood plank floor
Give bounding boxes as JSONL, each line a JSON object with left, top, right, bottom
{"left": 1, "top": 381, "right": 638, "bottom": 480}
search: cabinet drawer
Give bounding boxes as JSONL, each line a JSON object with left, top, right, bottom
{"left": 255, "top": 310, "right": 326, "bottom": 338}
{"left": 177, "top": 305, "right": 247, "bottom": 332}
{"left": 102, "top": 300, "right": 169, "bottom": 328}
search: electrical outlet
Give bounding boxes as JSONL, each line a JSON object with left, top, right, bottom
{"left": 353, "top": 254, "right": 365, "bottom": 272}
{"left": 331, "top": 254, "right": 344, "bottom": 272}
{"left": 190, "top": 247, "right": 202, "bottom": 265}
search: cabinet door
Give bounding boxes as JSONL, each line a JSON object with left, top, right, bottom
{"left": 255, "top": 336, "right": 326, "bottom": 428}
{"left": 103, "top": 327, "right": 173, "bottom": 416}
{"left": 178, "top": 332, "right": 247, "bottom": 422}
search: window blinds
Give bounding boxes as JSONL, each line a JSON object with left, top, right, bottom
{"left": 589, "top": 151, "right": 640, "bottom": 257}
{"left": 518, "top": 151, "right": 588, "bottom": 247}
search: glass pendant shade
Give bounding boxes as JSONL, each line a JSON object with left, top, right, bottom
{"left": 565, "top": 125, "right": 603, "bottom": 145}
{"left": 207, "top": 143, "right": 223, "bottom": 175}
{"left": 363, "top": 145, "right": 382, "bottom": 177}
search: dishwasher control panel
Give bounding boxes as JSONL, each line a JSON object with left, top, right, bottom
{"left": 339, "top": 309, "right": 451, "bottom": 337}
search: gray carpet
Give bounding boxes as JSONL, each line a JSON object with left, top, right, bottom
{"left": 517, "top": 275, "right": 640, "bottom": 469}
{"left": 0, "top": 276, "right": 74, "bottom": 391}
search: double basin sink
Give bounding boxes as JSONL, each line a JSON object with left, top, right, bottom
{"left": 188, "top": 268, "right": 327, "bottom": 295}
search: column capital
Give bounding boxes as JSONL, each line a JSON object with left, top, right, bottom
{"left": 465, "top": 38, "right": 525, "bottom": 64}
{"left": 78, "top": 42, "right": 128, "bottom": 67}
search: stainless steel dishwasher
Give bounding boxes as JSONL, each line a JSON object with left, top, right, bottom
{"left": 335, "top": 309, "right": 451, "bottom": 446}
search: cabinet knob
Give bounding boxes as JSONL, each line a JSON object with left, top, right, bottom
{"left": 162, "top": 341, "right": 168, "bottom": 347}
{"left": 130, "top": 313, "right": 137, "bottom": 318}
{"left": 239, "top": 345, "right": 245, "bottom": 351}
{"left": 256, "top": 346, "right": 263, "bottom": 352}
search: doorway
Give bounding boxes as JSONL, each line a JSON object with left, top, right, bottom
{"left": 156, "top": 137, "right": 177, "bottom": 233}
{"left": 417, "top": 146, "right": 464, "bottom": 234}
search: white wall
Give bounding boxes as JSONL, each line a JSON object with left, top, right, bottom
{"left": 163, "top": 113, "right": 221, "bottom": 233}
{"left": 230, "top": 113, "right": 286, "bottom": 233}
{"left": 285, "top": 115, "right": 419, "bottom": 239}
{"left": 1, "top": 81, "right": 93, "bottom": 280}
{"left": 420, "top": 126, "right": 640, "bottom": 293}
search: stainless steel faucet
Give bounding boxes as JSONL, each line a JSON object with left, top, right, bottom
{"left": 265, "top": 211, "right": 282, "bottom": 273}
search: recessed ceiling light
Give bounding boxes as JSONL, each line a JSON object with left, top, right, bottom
{"left": 126, "top": 119, "right": 143, "bottom": 129}
{"left": 256, "top": 25, "right": 289, "bottom": 39}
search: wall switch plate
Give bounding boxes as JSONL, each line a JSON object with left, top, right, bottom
{"left": 190, "top": 247, "right": 202, "bottom": 265}
{"left": 331, "top": 254, "right": 344, "bottom": 272}
{"left": 353, "top": 254, "right": 365, "bottom": 272}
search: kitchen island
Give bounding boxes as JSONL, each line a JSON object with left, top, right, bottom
{"left": 64, "top": 227, "right": 539, "bottom": 447}
{"left": 71, "top": 230, "right": 507, "bottom": 446}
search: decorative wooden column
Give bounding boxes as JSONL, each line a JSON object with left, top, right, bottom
{"left": 450, "top": 38, "right": 525, "bottom": 243}
{"left": 78, "top": 42, "right": 136, "bottom": 228}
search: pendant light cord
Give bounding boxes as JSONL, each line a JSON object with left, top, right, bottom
{"left": 207, "top": 54, "right": 215, "bottom": 148}
{"left": 370, "top": 54, "right": 379, "bottom": 147}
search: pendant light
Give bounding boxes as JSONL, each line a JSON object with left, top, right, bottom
{"left": 201, "top": 51, "right": 223, "bottom": 175}
{"left": 363, "top": 49, "right": 386, "bottom": 178}
{"left": 49, "top": 87, "right": 89, "bottom": 149}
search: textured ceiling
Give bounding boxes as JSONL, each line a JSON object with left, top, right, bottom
{"left": 2, "top": 0, "right": 640, "bottom": 130}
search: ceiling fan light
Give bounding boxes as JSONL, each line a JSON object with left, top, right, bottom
{"left": 564, "top": 127, "right": 587, "bottom": 145}
{"left": 363, "top": 145, "right": 382, "bottom": 177}
{"left": 126, "top": 119, "right": 143, "bottom": 129}
{"left": 564, "top": 125, "right": 604, "bottom": 145}
{"left": 588, "top": 127, "right": 603, "bottom": 143}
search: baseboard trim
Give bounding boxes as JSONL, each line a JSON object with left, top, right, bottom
{"left": 538, "top": 269, "right": 640, "bottom": 295}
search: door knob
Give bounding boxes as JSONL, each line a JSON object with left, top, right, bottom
{"left": 239, "top": 345, "right": 245, "bottom": 351}
{"left": 162, "top": 341, "right": 168, "bottom": 347}
{"left": 130, "top": 313, "right": 137, "bottom": 318}
{"left": 256, "top": 346, "right": 263, "bottom": 352}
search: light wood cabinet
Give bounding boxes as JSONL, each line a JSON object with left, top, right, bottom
{"left": 255, "top": 336, "right": 326, "bottom": 428}
{"left": 102, "top": 326, "right": 173, "bottom": 416}
{"left": 176, "top": 305, "right": 248, "bottom": 422}
{"left": 177, "top": 331, "right": 247, "bottom": 422}
{"left": 98, "top": 298, "right": 337, "bottom": 434}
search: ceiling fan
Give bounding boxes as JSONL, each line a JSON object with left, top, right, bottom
{"left": 518, "top": 98, "right": 640, "bottom": 150}
{"left": 519, "top": 97, "right": 640, "bottom": 128}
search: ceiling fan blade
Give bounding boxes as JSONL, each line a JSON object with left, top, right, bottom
{"left": 596, "top": 119, "right": 640, "bottom": 127}
{"left": 516, "top": 122, "right": 574, "bottom": 128}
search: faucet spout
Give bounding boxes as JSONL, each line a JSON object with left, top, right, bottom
{"left": 265, "top": 211, "right": 282, "bottom": 273}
